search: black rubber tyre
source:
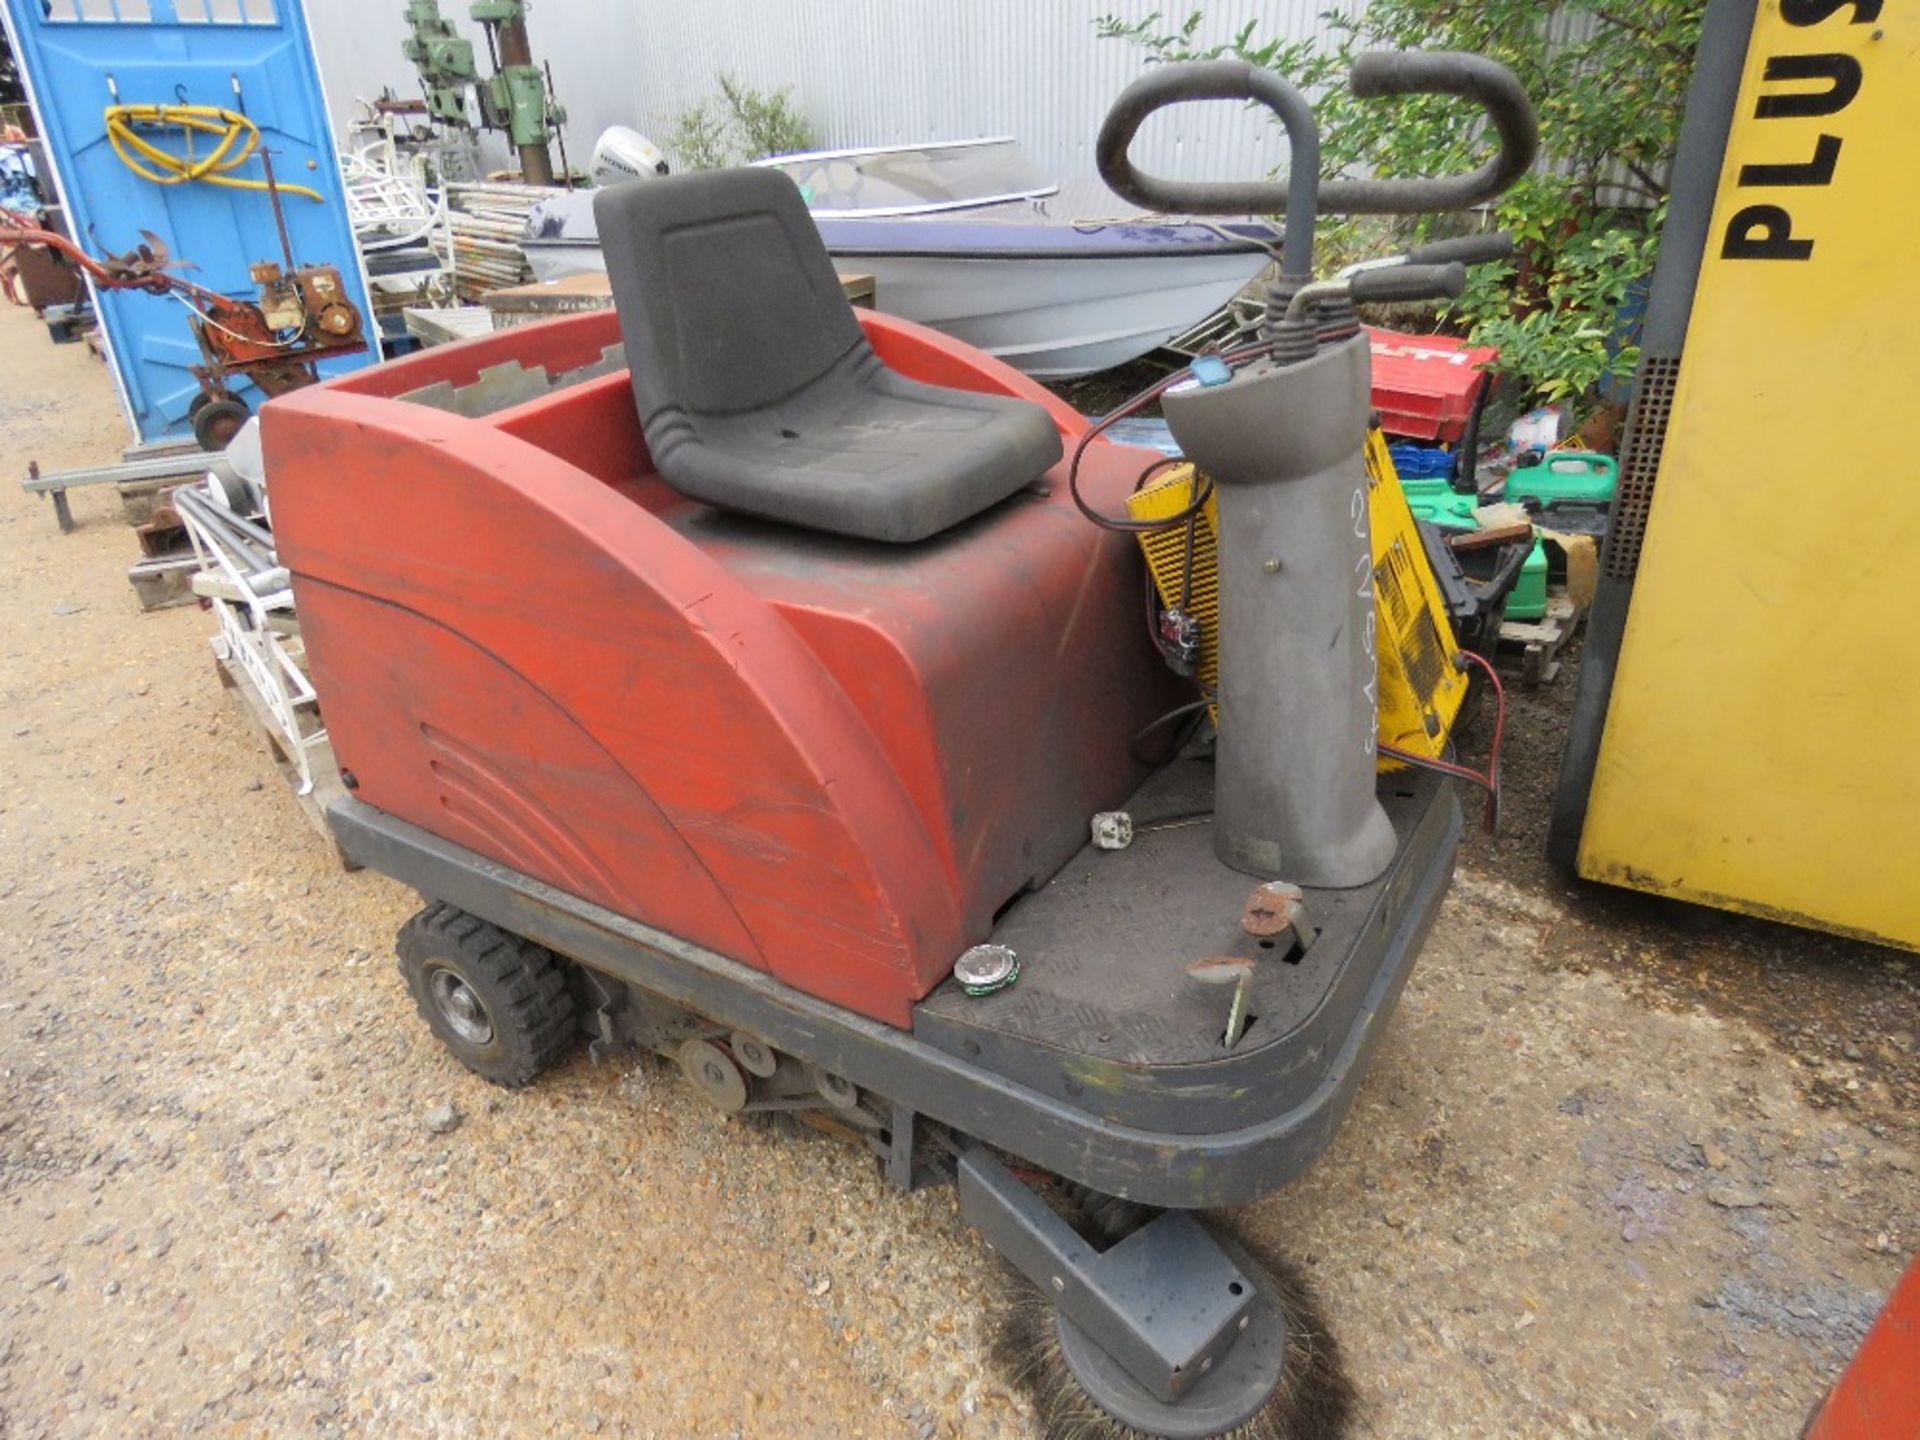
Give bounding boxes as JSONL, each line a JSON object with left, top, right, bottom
{"left": 395, "top": 902, "right": 576, "bottom": 1086}
{"left": 191, "top": 396, "right": 249, "bottom": 452}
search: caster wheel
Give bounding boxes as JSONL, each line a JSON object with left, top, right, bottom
{"left": 191, "top": 396, "right": 250, "bottom": 451}
{"left": 395, "top": 902, "right": 576, "bottom": 1086}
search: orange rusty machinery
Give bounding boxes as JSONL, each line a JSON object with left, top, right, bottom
{"left": 0, "top": 211, "right": 364, "bottom": 449}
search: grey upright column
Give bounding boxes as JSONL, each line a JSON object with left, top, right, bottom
{"left": 1161, "top": 332, "right": 1396, "bottom": 888}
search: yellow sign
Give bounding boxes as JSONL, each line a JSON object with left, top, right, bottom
{"left": 1578, "top": 0, "right": 1920, "bottom": 946}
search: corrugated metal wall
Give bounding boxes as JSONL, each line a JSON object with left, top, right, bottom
{"left": 309, "top": 1, "right": 1344, "bottom": 185}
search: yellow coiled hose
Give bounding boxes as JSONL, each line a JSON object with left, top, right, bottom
{"left": 104, "top": 103, "right": 325, "bottom": 204}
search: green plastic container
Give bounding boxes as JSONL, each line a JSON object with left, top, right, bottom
{"left": 1400, "top": 478, "right": 1549, "bottom": 622}
{"left": 1503, "top": 450, "right": 1618, "bottom": 507}
{"left": 1506, "top": 541, "right": 1549, "bottom": 621}
{"left": 1398, "top": 476, "right": 1480, "bottom": 527}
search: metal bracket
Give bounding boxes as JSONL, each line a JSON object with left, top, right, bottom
{"left": 1239, "top": 880, "right": 1318, "bottom": 955}
{"left": 884, "top": 1099, "right": 920, "bottom": 1192}
{"left": 957, "top": 1150, "right": 1253, "bottom": 1402}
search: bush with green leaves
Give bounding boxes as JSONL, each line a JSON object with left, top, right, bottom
{"left": 667, "top": 74, "right": 815, "bottom": 171}
{"left": 718, "top": 75, "right": 816, "bottom": 162}
{"left": 667, "top": 99, "right": 734, "bottom": 173}
{"left": 1096, "top": 3, "right": 1705, "bottom": 408}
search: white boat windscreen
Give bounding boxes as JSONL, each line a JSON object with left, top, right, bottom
{"left": 759, "top": 141, "right": 1058, "bottom": 218}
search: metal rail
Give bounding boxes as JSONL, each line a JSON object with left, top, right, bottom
{"left": 21, "top": 451, "right": 237, "bottom": 533}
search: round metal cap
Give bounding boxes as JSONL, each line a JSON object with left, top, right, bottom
{"left": 428, "top": 966, "right": 494, "bottom": 1046}
{"left": 954, "top": 944, "right": 1019, "bottom": 996}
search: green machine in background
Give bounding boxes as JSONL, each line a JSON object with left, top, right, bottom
{"left": 468, "top": 1, "right": 568, "bottom": 186}
{"left": 400, "top": 0, "right": 568, "bottom": 185}
{"left": 400, "top": 0, "right": 478, "bottom": 128}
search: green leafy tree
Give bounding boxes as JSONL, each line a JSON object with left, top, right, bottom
{"left": 1096, "top": 3, "right": 1705, "bottom": 407}
{"left": 668, "top": 98, "right": 734, "bottom": 172}
{"left": 668, "top": 76, "right": 816, "bottom": 171}
{"left": 718, "top": 74, "right": 816, "bottom": 160}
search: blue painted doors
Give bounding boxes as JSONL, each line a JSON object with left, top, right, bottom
{"left": 3, "top": 0, "right": 375, "bottom": 440}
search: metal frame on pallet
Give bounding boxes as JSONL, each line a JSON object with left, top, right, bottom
{"left": 22, "top": 451, "right": 236, "bottom": 533}
{"left": 174, "top": 486, "right": 327, "bottom": 796}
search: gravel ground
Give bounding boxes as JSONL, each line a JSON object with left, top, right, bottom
{"left": 0, "top": 300, "right": 1913, "bottom": 1439}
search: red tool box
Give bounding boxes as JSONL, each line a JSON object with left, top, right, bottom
{"left": 1366, "top": 326, "right": 1497, "bottom": 443}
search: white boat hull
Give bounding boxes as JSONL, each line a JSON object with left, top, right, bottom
{"left": 522, "top": 241, "right": 1265, "bottom": 380}
{"left": 835, "top": 249, "right": 1265, "bottom": 379}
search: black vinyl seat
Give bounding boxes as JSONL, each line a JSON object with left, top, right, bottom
{"left": 595, "top": 168, "right": 1063, "bottom": 544}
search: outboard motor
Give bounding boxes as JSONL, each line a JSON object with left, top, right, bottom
{"left": 589, "top": 125, "right": 671, "bottom": 187}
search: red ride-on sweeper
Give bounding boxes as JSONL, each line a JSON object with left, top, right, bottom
{"left": 265, "top": 53, "right": 1536, "bottom": 1440}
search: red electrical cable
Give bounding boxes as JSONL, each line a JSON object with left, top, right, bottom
{"left": 1456, "top": 648, "right": 1506, "bottom": 830}
{"left": 1379, "top": 647, "right": 1507, "bottom": 832}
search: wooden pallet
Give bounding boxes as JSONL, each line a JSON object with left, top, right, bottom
{"left": 1497, "top": 591, "right": 1585, "bottom": 688}
{"left": 119, "top": 477, "right": 182, "bottom": 528}
{"left": 127, "top": 551, "right": 201, "bottom": 611}
{"left": 214, "top": 653, "right": 359, "bottom": 871}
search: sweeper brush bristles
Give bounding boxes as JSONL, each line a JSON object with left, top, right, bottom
{"left": 989, "top": 1229, "right": 1355, "bottom": 1440}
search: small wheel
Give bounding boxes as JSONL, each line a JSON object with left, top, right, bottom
{"left": 192, "top": 396, "right": 249, "bottom": 451}
{"left": 729, "top": 1030, "right": 779, "bottom": 1078}
{"left": 395, "top": 902, "right": 576, "bottom": 1086}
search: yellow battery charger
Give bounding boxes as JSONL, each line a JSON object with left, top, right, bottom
{"left": 1125, "top": 427, "right": 1468, "bottom": 769}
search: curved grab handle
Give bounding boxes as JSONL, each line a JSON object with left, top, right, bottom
{"left": 1095, "top": 59, "right": 1320, "bottom": 277}
{"left": 1318, "top": 51, "right": 1539, "bottom": 215}
{"left": 1348, "top": 260, "right": 1468, "bottom": 305}
{"left": 1405, "top": 230, "right": 1515, "bottom": 267}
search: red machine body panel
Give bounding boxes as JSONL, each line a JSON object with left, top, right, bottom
{"left": 266, "top": 310, "right": 1181, "bottom": 1027}
{"left": 1803, "top": 1256, "right": 1920, "bottom": 1440}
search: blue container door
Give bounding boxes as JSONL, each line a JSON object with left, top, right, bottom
{"left": 2, "top": 0, "right": 376, "bottom": 442}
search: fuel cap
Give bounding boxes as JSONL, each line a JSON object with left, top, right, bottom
{"left": 954, "top": 944, "right": 1020, "bottom": 996}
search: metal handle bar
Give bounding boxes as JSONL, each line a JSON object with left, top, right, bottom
{"left": 1094, "top": 51, "right": 1538, "bottom": 271}
{"left": 1404, "top": 230, "right": 1516, "bottom": 266}
{"left": 1318, "top": 52, "right": 1538, "bottom": 215}
{"left": 1094, "top": 60, "right": 1320, "bottom": 277}
{"left": 1285, "top": 262, "right": 1467, "bottom": 323}
{"left": 1348, "top": 260, "right": 1468, "bottom": 305}
{"left": 1337, "top": 229, "right": 1514, "bottom": 281}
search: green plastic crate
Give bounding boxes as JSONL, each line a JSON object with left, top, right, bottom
{"left": 1398, "top": 477, "right": 1478, "bottom": 525}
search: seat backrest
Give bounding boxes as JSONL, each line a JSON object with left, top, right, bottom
{"left": 594, "top": 168, "right": 865, "bottom": 421}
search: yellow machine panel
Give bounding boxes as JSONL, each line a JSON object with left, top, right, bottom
{"left": 1127, "top": 430, "right": 1468, "bottom": 767}
{"left": 1575, "top": 0, "right": 1920, "bottom": 947}
{"left": 1365, "top": 427, "right": 1469, "bottom": 763}
{"left": 1126, "top": 464, "right": 1222, "bottom": 704}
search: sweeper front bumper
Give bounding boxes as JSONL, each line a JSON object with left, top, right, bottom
{"left": 330, "top": 758, "right": 1459, "bottom": 1212}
